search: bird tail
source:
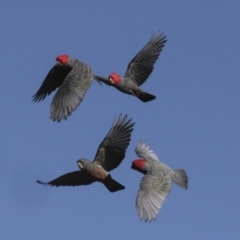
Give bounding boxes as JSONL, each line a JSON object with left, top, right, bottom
{"left": 137, "top": 92, "right": 156, "bottom": 102}
{"left": 172, "top": 169, "right": 188, "bottom": 189}
{"left": 103, "top": 174, "right": 125, "bottom": 192}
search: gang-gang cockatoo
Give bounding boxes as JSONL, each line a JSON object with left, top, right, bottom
{"left": 37, "top": 114, "right": 135, "bottom": 192}
{"left": 94, "top": 32, "right": 167, "bottom": 102}
{"left": 131, "top": 141, "right": 188, "bottom": 221}
{"left": 33, "top": 54, "right": 100, "bottom": 122}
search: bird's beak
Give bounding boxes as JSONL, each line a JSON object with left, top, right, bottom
{"left": 77, "top": 162, "right": 83, "bottom": 169}
{"left": 56, "top": 61, "right": 61, "bottom": 66}
{"left": 109, "top": 78, "right": 114, "bottom": 84}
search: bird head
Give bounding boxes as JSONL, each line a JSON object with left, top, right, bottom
{"left": 77, "top": 158, "right": 89, "bottom": 169}
{"left": 56, "top": 54, "right": 69, "bottom": 66}
{"left": 108, "top": 73, "right": 121, "bottom": 84}
{"left": 131, "top": 159, "right": 147, "bottom": 174}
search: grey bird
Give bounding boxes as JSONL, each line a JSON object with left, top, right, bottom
{"left": 37, "top": 114, "right": 135, "bottom": 193}
{"left": 131, "top": 141, "right": 188, "bottom": 222}
{"left": 94, "top": 32, "right": 167, "bottom": 102}
{"left": 33, "top": 54, "right": 99, "bottom": 122}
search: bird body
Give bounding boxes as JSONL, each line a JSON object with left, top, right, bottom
{"left": 77, "top": 158, "right": 124, "bottom": 192}
{"left": 78, "top": 159, "right": 108, "bottom": 181}
{"left": 37, "top": 114, "right": 135, "bottom": 193}
{"left": 94, "top": 32, "right": 167, "bottom": 102}
{"left": 33, "top": 55, "right": 95, "bottom": 122}
{"left": 107, "top": 73, "right": 155, "bottom": 102}
{"left": 131, "top": 141, "right": 188, "bottom": 222}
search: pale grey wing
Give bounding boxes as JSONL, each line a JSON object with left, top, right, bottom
{"left": 136, "top": 175, "right": 172, "bottom": 222}
{"left": 93, "top": 114, "right": 135, "bottom": 172}
{"left": 50, "top": 71, "right": 93, "bottom": 122}
{"left": 135, "top": 141, "right": 160, "bottom": 162}
{"left": 37, "top": 170, "right": 96, "bottom": 187}
{"left": 124, "top": 32, "right": 167, "bottom": 86}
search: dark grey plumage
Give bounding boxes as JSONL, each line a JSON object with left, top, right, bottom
{"left": 33, "top": 55, "right": 95, "bottom": 122}
{"left": 37, "top": 114, "right": 135, "bottom": 192}
{"left": 94, "top": 32, "right": 167, "bottom": 102}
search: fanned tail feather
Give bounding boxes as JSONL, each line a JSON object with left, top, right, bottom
{"left": 138, "top": 92, "right": 156, "bottom": 102}
{"left": 103, "top": 174, "right": 125, "bottom": 193}
{"left": 172, "top": 169, "right": 188, "bottom": 189}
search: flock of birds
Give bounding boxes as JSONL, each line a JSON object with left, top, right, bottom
{"left": 33, "top": 31, "right": 188, "bottom": 222}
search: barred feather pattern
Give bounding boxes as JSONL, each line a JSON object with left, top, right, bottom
{"left": 50, "top": 59, "right": 94, "bottom": 122}
{"left": 134, "top": 141, "right": 188, "bottom": 222}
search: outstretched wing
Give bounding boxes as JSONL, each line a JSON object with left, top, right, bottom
{"left": 32, "top": 64, "right": 72, "bottom": 102}
{"left": 124, "top": 32, "right": 167, "bottom": 86}
{"left": 135, "top": 141, "right": 160, "bottom": 162}
{"left": 93, "top": 114, "right": 135, "bottom": 172}
{"left": 50, "top": 68, "right": 93, "bottom": 122}
{"left": 94, "top": 75, "right": 111, "bottom": 86}
{"left": 136, "top": 175, "right": 172, "bottom": 222}
{"left": 37, "top": 170, "right": 96, "bottom": 187}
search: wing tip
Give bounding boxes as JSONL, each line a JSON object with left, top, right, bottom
{"left": 32, "top": 93, "right": 47, "bottom": 102}
{"left": 32, "top": 94, "right": 40, "bottom": 102}
{"left": 36, "top": 180, "right": 48, "bottom": 185}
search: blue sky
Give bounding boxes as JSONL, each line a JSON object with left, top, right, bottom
{"left": 1, "top": 1, "right": 240, "bottom": 239}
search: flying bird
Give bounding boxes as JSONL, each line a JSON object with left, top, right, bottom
{"left": 33, "top": 54, "right": 99, "bottom": 122}
{"left": 131, "top": 141, "right": 188, "bottom": 222}
{"left": 94, "top": 32, "right": 167, "bottom": 102}
{"left": 37, "top": 114, "right": 135, "bottom": 193}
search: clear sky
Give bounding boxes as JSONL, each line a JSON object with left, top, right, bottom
{"left": 1, "top": 1, "right": 240, "bottom": 239}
